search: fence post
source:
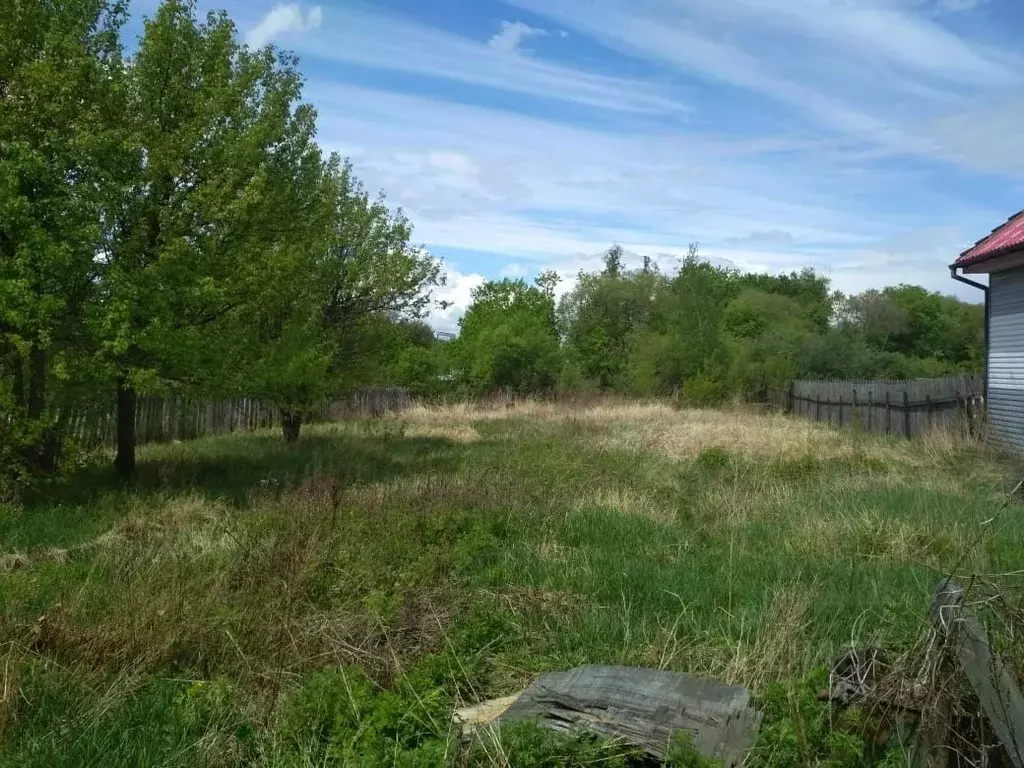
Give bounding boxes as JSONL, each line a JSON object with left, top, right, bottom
{"left": 926, "top": 394, "right": 933, "bottom": 432}
{"left": 931, "top": 579, "right": 1024, "bottom": 767}
{"left": 787, "top": 381, "right": 794, "bottom": 414}
{"left": 838, "top": 394, "right": 844, "bottom": 427}
{"left": 903, "top": 389, "right": 911, "bottom": 439}
{"left": 885, "top": 391, "right": 891, "bottom": 435}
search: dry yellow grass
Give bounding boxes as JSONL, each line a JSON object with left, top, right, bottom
{"left": 402, "top": 422, "right": 481, "bottom": 443}
{"left": 720, "top": 587, "right": 814, "bottom": 688}
{"left": 394, "top": 400, "right": 965, "bottom": 466}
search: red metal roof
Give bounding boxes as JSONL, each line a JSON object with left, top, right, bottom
{"left": 956, "top": 209, "right": 1024, "bottom": 267}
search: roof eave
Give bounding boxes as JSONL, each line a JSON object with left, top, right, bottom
{"left": 954, "top": 245, "right": 1024, "bottom": 274}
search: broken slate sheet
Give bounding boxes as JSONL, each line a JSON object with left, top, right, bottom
{"left": 469, "top": 665, "right": 762, "bottom": 765}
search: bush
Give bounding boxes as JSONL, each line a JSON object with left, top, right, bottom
{"left": 277, "top": 663, "right": 451, "bottom": 766}
{"left": 681, "top": 375, "right": 727, "bottom": 406}
{"left": 466, "top": 720, "right": 645, "bottom": 767}
{"left": 747, "top": 669, "right": 908, "bottom": 767}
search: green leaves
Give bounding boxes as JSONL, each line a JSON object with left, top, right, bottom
{"left": 97, "top": 0, "right": 320, "bottom": 387}
{"left": 455, "top": 278, "right": 561, "bottom": 395}
{"left": 235, "top": 155, "right": 443, "bottom": 418}
{"left": 559, "top": 247, "right": 983, "bottom": 401}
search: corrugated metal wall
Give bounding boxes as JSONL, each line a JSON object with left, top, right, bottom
{"left": 988, "top": 269, "right": 1024, "bottom": 450}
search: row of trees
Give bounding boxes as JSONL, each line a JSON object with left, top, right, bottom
{"left": 1, "top": 0, "right": 442, "bottom": 483}
{"left": 1, "top": 1, "right": 985, "bottom": 489}
{"left": 441, "top": 246, "right": 984, "bottom": 401}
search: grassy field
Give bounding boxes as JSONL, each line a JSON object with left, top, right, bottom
{"left": 1, "top": 401, "right": 1022, "bottom": 766}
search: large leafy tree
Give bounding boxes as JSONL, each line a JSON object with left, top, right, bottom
{"left": 0, "top": 0, "right": 126, "bottom": 471}
{"left": 736, "top": 268, "right": 835, "bottom": 333}
{"left": 835, "top": 286, "right": 983, "bottom": 377}
{"left": 627, "top": 255, "right": 737, "bottom": 398}
{"left": 456, "top": 275, "right": 561, "bottom": 395}
{"left": 94, "top": 0, "right": 320, "bottom": 476}
{"left": 722, "top": 289, "right": 815, "bottom": 397}
{"left": 559, "top": 246, "right": 662, "bottom": 390}
{"left": 237, "top": 158, "right": 443, "bottom": 441}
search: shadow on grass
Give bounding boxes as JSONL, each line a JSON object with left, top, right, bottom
{"left": 22, "top": 427, "right": 471, "bottom": 511}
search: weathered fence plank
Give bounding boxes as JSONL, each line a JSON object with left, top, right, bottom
{"left": 61, "top": 388, "right": 411, "bottom": 449}
{"left": 931, "top": 579, "right": 1024, "bottom": 768}
{"left": 770, "top": 375, "right": 983, "bottom": 439}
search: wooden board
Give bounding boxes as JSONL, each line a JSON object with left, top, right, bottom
{"left": 931, "top": 580, "right": 1024, "bottom": 768}
{"left": 494, "top": 665, "right": 762, "bottom": 765}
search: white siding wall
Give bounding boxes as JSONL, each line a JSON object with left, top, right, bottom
{"left": 988, "top": 269, "right": 1024, "bottom": 450}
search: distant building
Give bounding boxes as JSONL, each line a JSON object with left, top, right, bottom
{"left": 951, "top": 211, "right": 1024, "bottom": 450}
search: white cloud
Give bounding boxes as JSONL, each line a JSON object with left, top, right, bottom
{"left": 312, "top": 82, "right": 896, "bottom": 242}
{"left": 500, "top": 263, "right": 529, "bottom": 277}
{"left": 267, "top": 6, "right": 684, "bottom": 115}
{"left": 724, "top": 230, "right": 796, "bottom": 245}
{"left": 428, "top": 268, "right": 485, "bottom": 332}
{"left": 308, "top": 80, "right": 998, "bottom": 310}
{"left": 504, "top": 0, "right": 1018, "bottom": 150}
{"left": 246, "top": 3, "right": 323, "bottom": 48}
{"left": 489, "top": 20, "right": 548, "bottom": 54}
{"left": 935, "top": 0, "right": 989, "bottom": 11}
{"left": 426, "top": 151, "right": 479, "bottom": 177}
{"left": 921, "top": 97, "right": 1024, "bottom": 173}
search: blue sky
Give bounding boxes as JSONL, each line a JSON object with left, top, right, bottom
{"left": 130, "top": 0, "right": 1024, "bottom": 329}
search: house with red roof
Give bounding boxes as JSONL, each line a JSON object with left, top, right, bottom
{"left": 951, "top": 211, "right": 1024, "bottom": 450}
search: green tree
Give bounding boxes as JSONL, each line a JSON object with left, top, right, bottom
{"left": 835, "top": 286, "right": 983, "bottom": 377}
{"left": 456, "top": 276, "right": 560, "bottom": 395}
{"left": 628, "top": 254, "right": 736, "bottom": 398}
{"left": 737, "top": 268, "right": 835, "bottom": 333}
{"left": 387, "top": 320, "right": 446, "bottom": 398}
{"left": 94, "top": 0, "right": 325, "bottom": 474}
{"left": 559, "top": 246, "right": 662, "bottom": 389}
{"left": 237, "top": 158, "right": 442, "bottom": 440}
{"left": 722, "top": 289, "right": 815, "bottom": 397}
{"left": 0, "top": 0, "right": 126, "bottom": 472}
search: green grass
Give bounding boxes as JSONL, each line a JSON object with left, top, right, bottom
{"left": 1, "top": 402, "right": 1021, "bottom": 765}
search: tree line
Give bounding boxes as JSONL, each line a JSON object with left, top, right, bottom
{"left": 1, "top": 0, "right": 442, "bottom": 486}
{"left": 1, "top": 1, "right": 984, "bottom": 492}
{"left": 439, "top": 245, "right": 983, "bottom": 401}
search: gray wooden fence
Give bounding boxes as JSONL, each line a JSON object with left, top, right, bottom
{"left": 767, "top": 374, "right": 984, "bottom": 438}
{"left": 60, "top": 388, "right": 412, "bottom": 448}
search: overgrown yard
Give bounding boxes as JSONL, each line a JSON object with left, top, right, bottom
{"left": 1, "top": 402, "right": 1022, "bottom": 766}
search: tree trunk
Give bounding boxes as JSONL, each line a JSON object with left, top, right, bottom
{"left": 115, "top": 377, "right": 137, "bottom": 481}
{"left": 6, "top": 342, "right": 26, "bottom": 410}
{"left": 21, "top": 344, "right": 61, "bottom": 473}
{"left": 281, "top": 410, "right": 302, "bottom": 443}
{"left": 26, "top": 344, "right": 46, "bottom": 420}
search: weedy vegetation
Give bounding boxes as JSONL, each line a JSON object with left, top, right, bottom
{"left": 1, "top": 401, "right": 1021, "bottom": 765}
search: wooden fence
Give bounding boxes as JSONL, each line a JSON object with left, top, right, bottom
{"left": 60, "top": 388, "right": 412, "bottom": 448}
{"left": 767, "top": 374, "right": 984, "bottom": 438}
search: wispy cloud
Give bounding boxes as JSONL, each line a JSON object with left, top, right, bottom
{"left": 489, "top": 20, "right": 548, "bottom": 53}
{"left": 278, "top": 5, "right": 683, "bottom": 115}
{"left": 935, "top": 0, "right": 990, "bottom": 11}
{"left": 226, "top": 0, "right": 1017, "bottom": 326}
{"left": 504, "top": 0, "right": 1018, "bottom": 150}
{"left": 246, "top": 3, "right": 322, "bottom": 48}
{"left": 725, "top": 230, "right": 796, "bottom": 245}
{"left": 308, "top": 80, "right": 994, "bottom": 328}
